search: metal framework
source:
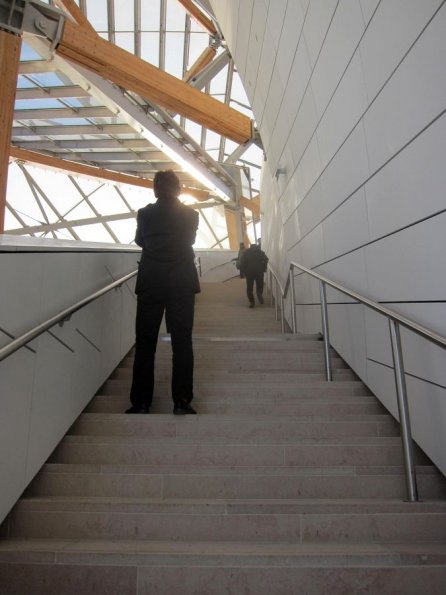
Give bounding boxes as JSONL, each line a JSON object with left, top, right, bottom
{"left": 2, "top": 0, "right": 264, "bottom": 246}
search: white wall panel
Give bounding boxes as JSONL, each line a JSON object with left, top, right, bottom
{"left": 293, "top": 136, "right": 322, "bottom": 209}
{"left": 244, "top": 0, "right": 268, "bottom": 101}
{"left": 366, "top": 359, "right": 399, "bottom": 419}
{"left": 0, "top": 255, "right": 44, "bottom": 339}
{"left": 0, "top": 244, "right": 139, "bottom": 523}
{"left": 359, "top": 0, "right": 442, "bottom": 103}
{"left": 319, "top": 122, "right": 370, "bottom": 219}
{"left": 272, "top": 39, "right": 312, "bottom": 152}
{"left": 365, "top": 112, "right": 446, "bottom": 241}
{"left": 406, "top": 377, "right": 446, "bottom": 476}
{"left": 299, "top": 224, "right": 325, "bottom": 269}
{"left": 0, "top": 348, "right": 34, "bottom": 524}
{"left": 213, "top": 0, "right": 446, "bottom": 478}
{"left": 290, "top": 178, "right": 325, "bottom": 240}
{"left": 364, "top": 212, "right": 446, "bottom": 303}
{"left": 322, "top": 188, "right": 370, "bottom": 260}
{"left": 302, "top": 0, "right": 338, "bottom": 69}
{"left": 400, "top": 326, "right": 446, "bottom": 387}
{"left": 362, "top": 4, "right": 446, "bottom": 173}
{"left": 316, "top": 52, "right": 368, "bottom": 169}
{"left": 310, "top": 0, "right": 365, "bottom": 116}
{"left": 264, "top": 0, "right": 287, "bottom": 52}
{"left": 275, "top": 0, "right": 306, "bottom": 86}
{"left": 328, "top": 302, "right": 368, "bottom": 380}
{"left": 252, "top": 27, "right": 277, "bottom": 128}
{"left": 233, "top": 0, "right": 253, "bottom": 79}
{"left": 288, "top": 86, "right": 319, "bottom": 168}
{"left": 359, "top": 0, "right": 380, "bottom": 26}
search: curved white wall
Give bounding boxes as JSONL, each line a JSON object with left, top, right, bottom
{"left": 211, "top": 0, "right": 446, "bottom": 475}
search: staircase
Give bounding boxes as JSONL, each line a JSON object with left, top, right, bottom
{"left": 1, "top": 279, "right": 446, "bottom": 594}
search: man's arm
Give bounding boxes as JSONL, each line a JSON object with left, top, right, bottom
{"left": 134, "top": 210, "right": 143, "bottom": 247}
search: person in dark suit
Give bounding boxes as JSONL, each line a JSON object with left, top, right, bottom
{"left": 239, "top": 243, "right": 268, "bottom": 308}
{"left": 126, "top": 170, "right": 200, "bottom": 415}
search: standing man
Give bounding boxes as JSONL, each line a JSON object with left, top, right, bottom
{"left": 126, "top": 170, "right": 200, "bottom": 415}
{"left": 239, "top": 243, "right": 269, "bottom": 308}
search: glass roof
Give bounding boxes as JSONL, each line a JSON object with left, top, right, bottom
{"left": 7, "top": 0, "right": 263, "bottom": 247}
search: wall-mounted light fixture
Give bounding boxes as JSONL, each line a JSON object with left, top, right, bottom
{"left": 274, "top": 168, "right": 286, "bottom": 181}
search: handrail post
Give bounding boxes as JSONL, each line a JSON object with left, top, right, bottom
{"left": 389, "top": 319, "right": 419, "bottom": 502}
{"left": 289, "top": 266, "right": 297, "bottom": 333}
{"left": 319, "top": 281, "right": 332, "bottom": 381}
{"left": 280, "top": 295, "right": 285, "bottom": 333}
{"left": 274, "top": 278, "right": 279, "bottom": 321}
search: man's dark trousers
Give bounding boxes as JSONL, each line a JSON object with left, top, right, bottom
{"left": 246, "top": 272, "right": 264, "bottom": 303}
{"left": 130, "top": 285, "right": 195, "bottom": 408}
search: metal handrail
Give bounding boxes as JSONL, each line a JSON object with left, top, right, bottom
{"left": 268, "top": 260, "right": 446, "bottom": 502}
{"left": 0, "top": 269, "right": 137, "bottom": 362}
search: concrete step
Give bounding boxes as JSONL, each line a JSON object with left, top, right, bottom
{"left": 98, "top": 379, "right": 369, "bottom": 397}
{"left": 24, "top": 463, "right": 446, "bottom": 500}
{"left": 1, "top": 540, "right": 446, "bottom": 595}
{"left": 7, "top": 498, "right": 446, "bottom": 542}
{"left": 47, "top": 436, "right": 426, "bottom": 467}
{"left": 67, "top": 413, "right": 400, "bottom": 441}
{"left": 86, "top": 395, "right": 386, "bottom": 415}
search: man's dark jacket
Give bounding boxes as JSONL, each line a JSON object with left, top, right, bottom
{"left": 134, "top": 198, "right": 200, "bottom": 294}
{"left": 240, "top": 244, "right": 268, "bottom": 276}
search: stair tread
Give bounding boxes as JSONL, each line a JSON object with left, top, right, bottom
{"left": 1, "top": 538, "right": 446, "bottom": 563}
{"left": 15, "top": 497, "right": 446, "bottom": 513}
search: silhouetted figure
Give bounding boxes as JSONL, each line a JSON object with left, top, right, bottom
{"left": 239, "top": 243, "right": 268, "bottom": 308}
{"left": 126, "top": 170, "right": 199, "bottom": 415}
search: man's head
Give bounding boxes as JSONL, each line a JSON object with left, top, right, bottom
{"left": 153, "top": 170, "right": 181, "bottom": 199}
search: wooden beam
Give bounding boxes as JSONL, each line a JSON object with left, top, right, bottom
{"left": 53, "top": 0, "right": 97, "bottom": 35}
{"left": 0, "top": 31, "right": 21, "bottom": 233}
{"left": 184, "top": 46, "right": 217, "bottom": 83}
{"left": 224, "top": 207, "right": 241, "bottom": 250}
{"left": 176, "top": 0, "right": 217, "bottom": 36}
{"left": 9, "top": 146, "right": 210, "bottom": 201}
{"left": 56, "top": 20, "right": 253, "bottom": 143}
{"left": 240, "top": 195, "right": 260, "bottom": 218}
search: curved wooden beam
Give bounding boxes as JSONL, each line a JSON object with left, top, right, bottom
{"left": 56, "top": 20, "right": 253, "bottom": 143}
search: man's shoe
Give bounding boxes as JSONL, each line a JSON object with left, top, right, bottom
{"left": 249, "top": 301, "right": 255, "bottom": 308}
{"left": 125, "top": 405, "right": 150, "bottom": 414}
{"left": 257, "top": 295, "right": 264, "bottom": 304}
{"left": 173, "top": 401, "right": 197, "bottom": 415}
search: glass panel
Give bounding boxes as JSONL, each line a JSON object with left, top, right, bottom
{"left": 28, "top": 73, "right": 67, "bottom": 87}
{"left": 114, "top": 0, "right": 134, "bottom": 31}
{"left": 86, "top": 0, "right": 108, "bottom": 32}
{"left": 188, "top": 32, "right": 208, "bottom": 65}
{"left": 17, "top": 77, "right": 36, "bottom": 89}
{"left": 205, "top": 130, "right": 220, "bottom": 152}
{"left": 20, "top": 43, "right": 42, "bottom": 61}
{"left": 166, "top": 0, "right": 186, "bottom": 31}
{"left": 107, "top": 220, "right": 137, "bottom": 243}
{"left": 115, "top": 32, "right": 135, "bottom": 53}
{"left": 184, "top": 120, "right": 202, "bottom": 145}
{"left": 141, "top": 32, "right": 160, "bottom": 66}
{"left": 89, "top": 185, "right": 127, "bottom": 215}
{"left": 141, "top": 0, "right": 161, "bottom": 30}
{"left": 76, "top": 224, "right": 117, "bottom": 242}
{"left": 165, "top": 32, "right": 184, "bottom": 78}
{"left": 15, "top": 99, "right": 62, "bottom": 110}
{"left": 209, "top": 65, "right": 228, "bottom": 95}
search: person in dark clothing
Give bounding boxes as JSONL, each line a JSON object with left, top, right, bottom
{"left": 239, "top": 243, "right": 268, "bottom": 308}
{"left": 126, "top": 170, "right": 200, "bottom": 415}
